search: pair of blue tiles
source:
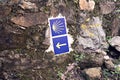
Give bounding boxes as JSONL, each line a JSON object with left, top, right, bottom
{"left": 49, "top": 17, "right": 69, "bottom": 55}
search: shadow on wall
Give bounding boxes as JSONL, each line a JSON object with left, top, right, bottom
{"left": 108, "top": 45, "right": 120, "bottom": 59}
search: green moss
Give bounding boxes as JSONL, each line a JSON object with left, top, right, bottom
{"left": 74, "top": 53, "right": 85, "bottom": 62}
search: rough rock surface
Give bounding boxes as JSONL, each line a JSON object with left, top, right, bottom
{"left": 78, "top": 53, "right": 104, "bottom": 69}
{"left": 105, "top": 60, "right": 114, "bottom": 70}
{"left": 83, "top": 67, "right": 101, "bottom": 79}
{"left": 0, "top": 24, "right": 26, "bottom": 50}
{"left": 0, "top": 6, "right": 11, "bottom": 19}
{"left": 65, "top": 70, "right": 85, "bottom": 80}
{"left": 49, "top": 1, "right": 75, "bottom": 24}
{"left": 109, "top": 36, "right": 120, "bottom": 52}
{"left": 11, "top": 12, "right": 48, "bottom": 27}
{"left": 100, "top": 1, "right": 115, "bottom": 14}
{"left": 19, "top": 0, "right": 38, "bottom": 11}
{"left": 76, "top": 17, "right": 106, "bottom": 52}
{"left": 0, "top": 0, "right": 119, "bottom": 80}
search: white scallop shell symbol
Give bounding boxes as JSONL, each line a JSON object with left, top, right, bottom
{"left": 52, "top": 19, "right": 64, "bottom": 34}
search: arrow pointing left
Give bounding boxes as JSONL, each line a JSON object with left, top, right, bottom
{"left": 56, "top": 42, "right": 67, "bottom": 49}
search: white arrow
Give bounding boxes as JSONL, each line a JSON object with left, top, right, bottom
{"left": 56, "top": 42, "right": 67, "bottom": 49}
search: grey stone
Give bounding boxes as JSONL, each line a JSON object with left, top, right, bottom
{"left": 109, "top": 36, "right": 120, "bottom": 52}
{"left": 78, "top": 53, "right": 104, "bottom": 69}
{"left": 105, "top": 60, "right": 114, "bottom": 70}
{"left": 76, "top": 17, "right": 106, "bottom": 52}
{"left": 83, "top": 67, "right": 101, "bottom": 80}
{"left": 100, "top": 1, "right": 115, "bottom": 14}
